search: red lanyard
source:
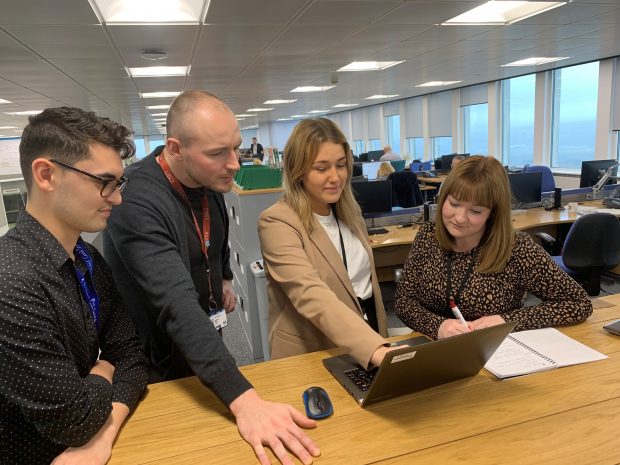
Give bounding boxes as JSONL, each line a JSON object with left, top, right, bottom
{"left": 157, "top": 154, "right": 211, "bottom": 259}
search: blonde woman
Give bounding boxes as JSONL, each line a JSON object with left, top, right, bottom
{"left": 258, "top": 118, "right": 395, "bottom": 368}
{"left": 375, "top": 161, "right": 395, "bottom": 180}
{"left": 395, "top": 156, "right": 592, "bottom": 340}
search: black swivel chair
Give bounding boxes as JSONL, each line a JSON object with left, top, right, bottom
{"left": 388, "top": 171, "right": 424, "bottom": 208}
{"left": 536, "top": 213, "right": 620, "bottom": 296}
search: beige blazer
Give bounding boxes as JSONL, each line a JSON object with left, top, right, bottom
{"left": 258, "top": 200, "right": 388, "bottom": 368}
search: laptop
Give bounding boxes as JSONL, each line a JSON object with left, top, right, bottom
{"left": 323, "top": 321, "right": 516, "bottom": 407}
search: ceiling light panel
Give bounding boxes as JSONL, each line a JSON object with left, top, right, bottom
{"left": 337, "top": 61, "right": 404, "bottom": 72}
{"left": 502, "top": 56, "right": 569, "bottom": 66}
{"left": 332, "top": 103, "right": 358, "bottom": 108}
{"left": 146, "top": 104, "right": 170, "bottom": 109}
{"left": 5, "top": 110, "right": 42, "bottom": 116}
{"left": 415, "top": 81, "right": 462, "bottom": 87}
{"left": 442, "top": 1, "right": 566, "bottom": 26}
{"left": 0, "top": 99, "right": 12, "bottom": 104}
{"left": 247, "top": 108, "right": 273, "bottom": 112}
{"left": 93, "top": 0, "right": 206, "bottom": 24}
{"left": 290, "top": 86, "right": 335, "bottom": 93}
{"left": 366, "top": 94, "right": 399, "bottom": 99}
{"left": 264, "top": 99, "right": 297, "bottom": 104}
{"left": 128, "top": 66, "right": 189, "bottom": 77}
{"left": 140, "top": 91, "right": 181, "bottom": 98}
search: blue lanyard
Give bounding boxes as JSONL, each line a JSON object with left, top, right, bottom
{"left": 73, "top": 242, "right": 100, "bottom": 331}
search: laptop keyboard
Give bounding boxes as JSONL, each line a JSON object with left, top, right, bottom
{"left": 345, "top": 367, "right": 377, "bottom": 391}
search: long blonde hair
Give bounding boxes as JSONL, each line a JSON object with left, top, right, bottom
{"left": 282, "top": 118, "right": 361, "bottom": 233}
{"left": 436, "top": 156, "right": 514, "bottom": 274}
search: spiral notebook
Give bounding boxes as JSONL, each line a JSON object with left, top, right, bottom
{"left": 484, "top": 328, "right": 607, "bottom": 379}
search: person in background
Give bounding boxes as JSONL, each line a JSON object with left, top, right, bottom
{"left": 379, "top": 144, "right": 400, "bottom": 161}
{"left": 0, "top": 107, "right": 147, "bottom": 465}
{"left": 376, "top": 161, "right": 395, "bottom": 180}
{"left": 451, "top": 155, "right": 465, "bottom": 169}
{"left": 258, "top": 117, "right": 400, "bottom": 369}
{"left": 250, "top": 137, "right": 264, "bottom": 161}
{"left": 394, "top": 155, "right": 592, "bottom": 340}
{"left": 103, "top": 90, "right": 320, "bottom": 465}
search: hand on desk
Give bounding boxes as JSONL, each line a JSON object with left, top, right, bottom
{"left": 229, "top": 388, "right": 320, "bottom": 465}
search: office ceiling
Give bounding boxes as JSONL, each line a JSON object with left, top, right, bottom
{"left": 0, "top": 0, "right": 619, "bottom": 138}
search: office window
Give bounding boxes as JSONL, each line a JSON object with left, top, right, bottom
{"left": 385, "top": 114, "right": 401, "bottom": 155}
{"left": 405, "top": 137, "right": 424, "bottom": 160}
{"left": 551, "top": 61, "right": 599, "bottom": 169}
{"left": 432, "top": 137, "right": 452, "bottom": 158}
{"left": 149, "top": 136, "right": 165, "bottom": 152}
{"left": 353, "top": 140, "right": 365, "bottom": 155}
{"left": 134, "top": 137, "right": 147, "bottom": 159}
{"left": 369, "top": 139, "right": 381, "bottom": 151}
{"left": 502, "top": 74, "right": 536, "bottom": 167}
{"left": 462, "top": 103, "right": 488, "bottom": 155}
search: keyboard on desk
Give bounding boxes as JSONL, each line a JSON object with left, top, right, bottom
{"left": 345, "top": 367, "right": 377, "bottom": 392}
{"left": 367, "top": 227, "right": 389, "bottom": 235}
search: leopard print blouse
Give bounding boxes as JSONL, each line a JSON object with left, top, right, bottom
{"left": 394, "top": 222, "right": 593, "bottom": 339}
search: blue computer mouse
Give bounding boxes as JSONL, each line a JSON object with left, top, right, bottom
{"left": 302, "top": 386, "right": 333, "bottom": 420}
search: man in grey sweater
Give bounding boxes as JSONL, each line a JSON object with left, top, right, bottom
{"left": 103, "top": 90, "right": 320, "bottom": 465}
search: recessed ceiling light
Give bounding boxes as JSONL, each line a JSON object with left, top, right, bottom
{"left": 502, "top": 56, "right": 570, "bottom": 66}
{"left": 242, "top": 125, "right": 259, "bottom": 130}
{"left": 235, "top": 114, "right": 256, "bottom": 118}
{"left": 140, "top": 91, "right": 181, "bottom": 98}
{"left": 277, "top": 118, "right": 292, "bottom": 121}
{"left": 236, "top": 118, "right": 245, "bottom": 121}
{"left": 415, "top": 81, "right": 462, "bottom": 87}
{"left": 0, "top": 126, "right": 17, "bottom": 129}
{"left": 264, "top": 99, "right": 297, "bottom": 104}
{"left": 308, "top": 110, "right": 329, "bottom": 113}
{"left": 5, "top": 110, "right": 42, "bottom": 116}
{"left": 366, "top": 94, "right": 399, "bottom": 99}
{"left": 332, "top": 103, "right": 358, "bottom": 108}
{"left": 247, "top": 108, "right": 273, "bottom": 112}
{"left": 128, "top": 66, "right": 189, "bottom": 77}
{"left": 146, "top": 104, "right": 170, "bottom": 110}
{"left": 291, "top": 114, "right": 309, "bottom": 118}
{"left": 442, "top": 1, "right": 566, "bottom": 26}
{"left": 150, "top": 112, "right": 168, "bottom": 116}
{"left": 0, "top": 99, "right": 12, "bottom": 104}
{"left": 337, "top": 61, "right": 405, "bottom": 72}
{"left": 92, "top": 0, "right": 205, "bottom": 24}
{"left": 290, "top": 86, "right": 335, "bottom": 93}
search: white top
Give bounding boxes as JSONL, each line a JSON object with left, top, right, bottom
{"left": 314, "top": 211, "right": 373, "bottom": 300}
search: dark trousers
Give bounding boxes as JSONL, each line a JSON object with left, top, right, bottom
{"left": 358, "top": 295, "right": 379, "bottom": 333}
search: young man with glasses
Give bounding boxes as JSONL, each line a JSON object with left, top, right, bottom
{"left": 0, "top": 107, "right": 147, "bottom": 465}
{"left": 104, "top": 90, "right": 321, "bottom": 465}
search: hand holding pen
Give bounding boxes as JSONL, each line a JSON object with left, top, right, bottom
{"left": 437, "top": 298, "right": 472, "bottom": 339}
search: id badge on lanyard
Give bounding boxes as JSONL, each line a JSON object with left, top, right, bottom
{"left": 73, "top": 242, "right": 100, "bottom": 331}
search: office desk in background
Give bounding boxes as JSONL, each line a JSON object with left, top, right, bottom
{"left": 369, "top": 200, "right": 620, "bottom": 282}
{"left": 108, "top": 294, "right": 620, "bottom": 464}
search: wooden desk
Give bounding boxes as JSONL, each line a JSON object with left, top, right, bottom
{"left": 417, "top": 175, "right": 446, "bottom": 185}
{"left": 109, "top": 295, "right": 620, "bottom": 464}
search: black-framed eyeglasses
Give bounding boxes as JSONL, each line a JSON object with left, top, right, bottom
{"left": 50, "top": 159, "right": 128, "bottom": 198}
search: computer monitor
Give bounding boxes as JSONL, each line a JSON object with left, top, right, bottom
{"left": 362, "top": 161, "right": 382, "bottom": 180}
{"left": 508, "top": 172, "right": 542, "bottom": 205}
{"left": 439, "top": 153, "right": 470, "bottom": 172}
{"left": 579, "top": 160, "right": 618, "bottom": 188}
{"left": 352, "top": 180, "right": 392, "bottom": 216}
{"left": 352, "top": 162, "right": 363, "bottom": 177}
{"left": 351, "top": 175, "right": 368, "bottom": 183}
{"left": 367, "top": 150, "right": 384, "bottom": 162}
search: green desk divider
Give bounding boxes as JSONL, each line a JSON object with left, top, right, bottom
{"left": 235, "top": 166, "right": 282, "bottom": 190}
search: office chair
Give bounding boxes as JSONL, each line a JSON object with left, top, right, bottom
{"left": 536, "top": 213, "right": 620, "bottom": 296}
{"left": 388, "top": 171, "right": 423, "bottom": 208}
{"left": 523, "top": 165, "right": 555, "bottom": 192}
{"left": 389, "top": 160, "right": 406, "bottom": 172}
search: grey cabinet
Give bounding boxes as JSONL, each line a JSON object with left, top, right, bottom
{"left": 224, "top": 186, "right": 281, "bottom": 362}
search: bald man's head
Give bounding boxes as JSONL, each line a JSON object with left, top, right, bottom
{"left": 166, "top": 90, "right": 235, "bottom": 143}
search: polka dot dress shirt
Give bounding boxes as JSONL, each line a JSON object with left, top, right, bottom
{"left": 0, "top": 212, "right": 147, "bottom": 465}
